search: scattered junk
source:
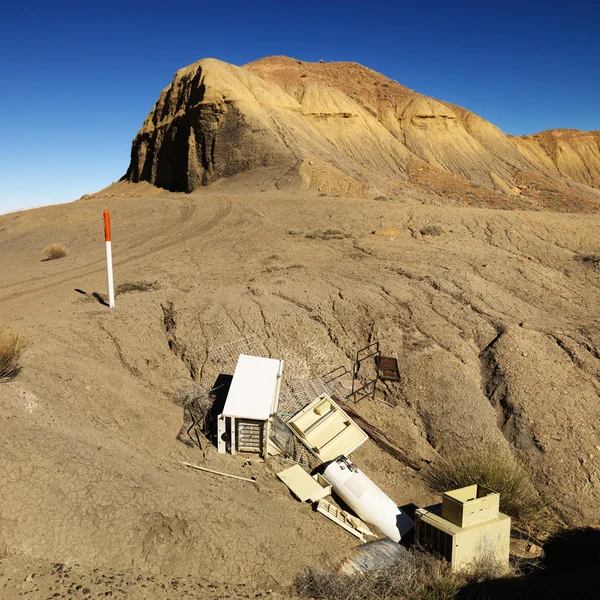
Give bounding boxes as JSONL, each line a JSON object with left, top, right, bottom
{"left": 324, "top": 340, "right": 400, "bottom": 407}
{"left": 376, "top": 355, "right": 401, "bottom": 381}
{"left": 415, "top": 484, "right": 511, "bottom": 572}
{"left": 179, "top": 338, "right": 513, "bottom": 575}
{"left": 347, "top": 341, "right": 381, "bottom": 403}
{"left": 508, "top": 529, "right": 545, "bottom": 568}
{"left": 337, "top": 538, "right": 407, "bottom": 575}
{"left": 323, "top": 456, "right": 414, "bottom": 542}
{"left": 277, "top": 464, "right": 331, "bottom": 502}
{"left": 286, "top": 394, "right": 369, "bottom": 463}
{"left": 217, "top": 354, "right": 283, "bottom": 460}
{"left": 316, "top": 499, "right": 376, "bottom": 542}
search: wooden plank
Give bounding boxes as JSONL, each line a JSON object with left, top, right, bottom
{"left": 316, "top": 499, "right": 375, "bottom": 541}
{"left": 181, "top": 461, "right": 256, "bottom": 484}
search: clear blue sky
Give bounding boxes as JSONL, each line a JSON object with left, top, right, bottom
{"left": 1, "top": 0, "right": 598, "bottom": 214}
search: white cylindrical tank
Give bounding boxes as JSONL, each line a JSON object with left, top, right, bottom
{"left": 323, "top": 456, "right": 413, "bottom": 542}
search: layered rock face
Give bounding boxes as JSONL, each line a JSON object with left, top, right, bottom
{"left": 125, "top": 56, "right": 600, "bottom": 206}
{"left": 125, "top": 60, "right": 295, "bottom": 192}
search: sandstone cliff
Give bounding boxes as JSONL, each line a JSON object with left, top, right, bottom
{"left": 125, "top": 56, "right": 600, "bottom": 210}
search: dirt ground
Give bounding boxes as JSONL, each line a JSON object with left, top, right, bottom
{"left": 1, "top": 172, "right": 600, "bottom": 598}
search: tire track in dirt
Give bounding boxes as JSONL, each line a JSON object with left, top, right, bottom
{"left": 0, "top": 196, "right": 232, "bottom": 304}
{"left": 0, "top": 196, "right": 198, "bottom": 294}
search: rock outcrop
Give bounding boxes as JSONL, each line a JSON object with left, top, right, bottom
{"left": 125, "top": 56, "right": 600, "bottom": 209}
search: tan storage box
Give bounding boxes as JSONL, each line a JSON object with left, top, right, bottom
{"left": 442, "top": 484, "right": 500, "bottom": 528}
{"left": 415, "top": 502, "right": 510, "bottom": 572}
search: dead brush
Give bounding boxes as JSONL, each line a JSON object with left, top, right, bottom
{"left": 115, "top": 280, "right": 158, "bottom": 294}
{"left": 0, "top": 326, "right": 28, "bottom": 381}
{"left": 295, "top": 546, "right": 515, "bottom": 600}
{"left": 575, "top": 253, "right": 600, "bottom": 269}
{"left": 43, "top": 243, "right": 67, "bottom": 260}
{"left": 420, "top": 224, "right": 444, "bottom": 237}
{"left": 295, "top": 547, "right": 464, "bottom": 600}
{"left": 423, "top": 453, "right": 546, "bottom": 525}
{"left": 173, "top": 383, "right": 216, "bottom": 455}
{"left": 306, "top": 229, "right": 352, "bottom": 240}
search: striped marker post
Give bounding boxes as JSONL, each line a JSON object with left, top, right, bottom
{"left": 104, "top": 210, "right": 115, "bottom": 309}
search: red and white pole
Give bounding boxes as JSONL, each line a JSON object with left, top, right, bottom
{"left": 104, "top": 210, "right": 115, "bottom": 309}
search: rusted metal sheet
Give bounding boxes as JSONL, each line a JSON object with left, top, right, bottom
{"left": 377, "top": 356, "right": 400, "bottom": 381}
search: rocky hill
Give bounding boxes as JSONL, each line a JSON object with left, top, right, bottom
{"left": 126, "top": 56, "right": 600, "bottom": 211}
{"left": 1, "top": 56, "right": 600, "bottom": 599}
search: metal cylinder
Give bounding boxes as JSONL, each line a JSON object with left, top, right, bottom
{"left": 323, "top": 456, "right": 413, "bottom": 542}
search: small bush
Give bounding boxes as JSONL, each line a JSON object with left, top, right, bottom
{"left": 420, "top": 224, "right": 444, "bottom": 237}
{"left": 92, "top": 281, "right": 158, "bottom": 304}
{"left": 115, "top": 280, "right": 158, "bottom": 294}
{"left": 374, "top": 195, "right": 390, "bottom": 201}
{"left": 0, "top": 327, "right": 28, "bottom": 381}
{"left": 575, "top": 254, "right": 600, "bottom": 269}
{"left": 43, "top": 243, "right": 67, "bottom": 260}
{"left": 423, "top": 453, "right": 545, "bottom": 523}
{"left": 306, "top": 229, "right": 351, "bottom": 240}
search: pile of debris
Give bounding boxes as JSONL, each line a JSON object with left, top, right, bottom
{"left": 183, "top": 344, "right": 514, "bottom": 573}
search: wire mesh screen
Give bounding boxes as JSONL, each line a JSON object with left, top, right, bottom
{"left": 277, "top": 377, "right": 344, "bottom": 422}
{"left": 270, "top": 414, "right": 320, "bottom": 470}
{"left": 204, "top": 336, "right": 354, "bottom": 468}
{"left": 208, "top": 335, "right": 269, "bottom": 374}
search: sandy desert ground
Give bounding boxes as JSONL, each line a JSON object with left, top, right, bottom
{"left": 1, "top": 57, "right": 600, "bottom": 599}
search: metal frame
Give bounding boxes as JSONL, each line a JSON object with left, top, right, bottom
{"left": 323, "top": 365, "right": 350, "bottom": 384}
{"left": 185, "top": 384, "right": 225, "bottom": 452}
{"left": 349, "top": 341, "right": 381, "bottom": 403}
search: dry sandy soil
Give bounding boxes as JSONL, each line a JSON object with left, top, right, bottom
{"left": 1, "top": 57, "right": 600, "bottom": 599}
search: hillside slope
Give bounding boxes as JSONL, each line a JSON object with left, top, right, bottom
{"left": 125, "top": 56, "right": 600, "bottom": 211}
{"left": 2, "top": 176, "right": 600, "bottom": 598}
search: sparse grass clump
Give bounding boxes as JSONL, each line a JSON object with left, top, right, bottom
{"left": 295, "top": 546, "right": 507, "bottom": 600}
{"left": 115, "top": 280, "right": 158, "bottom": 294}
{"left": 43, "top": 243, "right": 67, "bottom": 260}
{"left": 423, "top": 453, "right": 545, "bottom": 524}
{"left": 306, "top": 229, "right": 351, "bottom": 240}
{"left": 575, "top": 253, "right": 600, "bottom": 269}
{"left": 420, "top": 224, "right": 444, "bottom": 237}
{"left": 0, "top": 326, "right": 28, "bottom": 381}
{"left": 92, "top": 281, "right": 158, "bottom": 304}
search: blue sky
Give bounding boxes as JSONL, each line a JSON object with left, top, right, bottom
{"left": 1, "top": 0, "right": 598, "bottom": 214}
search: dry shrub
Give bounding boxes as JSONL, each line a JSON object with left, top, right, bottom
{"left": 115, "top": 280, "right": 158, "bottom": 294}
{"left": 0, "top": 327, "right": 28, "bottom": 381}
{"left": 173, "top": 383, "right": 217, "bottom": 453}
{"left": 306, "top": 229, "right": 351, "bottom": 240}
{"left": 423, "top": 453, "right": 545, "bottom": 524}
{"left": 296, "top": 548, "right": 462, "bottom": 600}
{"left": 575, "top": 253, "right": 600, "bottom": 269}
{"left": 420, "top": 224, "right": 444, "bottom": 237}
{"left": 43, "top": 243, "right": 67, "bottom": 260}
{"left": 295, "top": 547, "right": 514, "bottom": 600}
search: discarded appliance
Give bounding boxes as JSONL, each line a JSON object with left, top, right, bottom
{"left": 337, "top": 538, "right": 407, "bottom": 575}
{"left": 277, "top": 464, "right": 331, "bottom": 503}
{"left": 217, "top": 354, "right": 283, "bottom": 460}
{"left": 415, "top": 484, "right": 511, "bottom": 572}
{"left": 316, "top": 499, "right": 376, "bottom": 542}
{"left": 323, "top": 456, "right": 414, "bottom": 542}
{"left": 286, "top": 394, "right": 368, "bottom": 463}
